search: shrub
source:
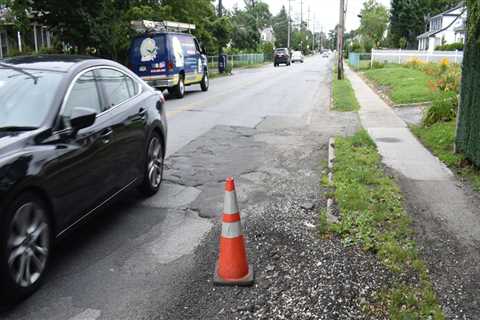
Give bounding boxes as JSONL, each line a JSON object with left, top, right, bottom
{"left": 405, "top": 58, "right": 424, "bottom": 70}
{"left": 371, "top": 61, "right": 385, "bottom": 69}
{"left": 428, "top": 66, "right": 462, "bottom": 93}
{"left": 423, "top": 92, "right": 458, "bottom": 127}
{"left": 435, "top": 42, "right": 464, "bottom": 51}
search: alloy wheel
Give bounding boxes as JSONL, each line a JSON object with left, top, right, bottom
{"left": 7, "top": 202, "right": 50, "bottom": 288}
{"left": 147, "top": 137, "right": 164, "bottom": 189}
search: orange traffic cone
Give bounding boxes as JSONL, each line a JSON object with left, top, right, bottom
{"left": 214, "top": 177, "right": 254, "bottom": 286}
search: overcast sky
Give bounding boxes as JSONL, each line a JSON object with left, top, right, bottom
{"left": 221, "top": 0, "right": 391, "bottom": 32}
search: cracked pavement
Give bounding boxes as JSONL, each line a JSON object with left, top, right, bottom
{"left": 2, "top": 55, "right": 367, "bottom": 320}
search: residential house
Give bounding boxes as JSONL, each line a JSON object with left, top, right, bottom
{"left": 417, "top": 2, "right": 467, "bottom": 51}
{"left": 0, "top": 5, "right": 53, "bottom": 59}
{"left": 260, "top": 27, "right": 275, "bottom": 44}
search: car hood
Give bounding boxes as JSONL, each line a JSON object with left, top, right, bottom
{"left": 0, "top": 130, "right": 38, "bottom": 160}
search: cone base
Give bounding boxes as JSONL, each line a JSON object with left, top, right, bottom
{"left": 213, "top": 261, "right": 254, "bottom": 286}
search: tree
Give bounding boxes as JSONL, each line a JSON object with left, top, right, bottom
{"left": 389, "top": 0, "right": 428, "bottom": 48}
{"left": 328, "top": 28, "right": 338, "bottom": 50}
{"left": 358, "top": 0, "right": 389, "bottom": 49}
{"left": 229, "top": 0, "right": 272, "bottom": 52}
{"left": 455, "top": 0, "right": 480, "bottom": 166}
{"left": 389, "top": 0, "right": 463, "bottom": 49}
{"left": 26, "top": 0, "right": 223, "bottom": 60}
{"left": 272, "top": 5, "right": 288, "bottom": 48}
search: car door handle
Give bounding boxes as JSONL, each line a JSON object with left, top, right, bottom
{"left": 99, "top": 128, "right": 113, "bottom": 144}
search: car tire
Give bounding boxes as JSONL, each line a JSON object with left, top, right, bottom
{"left": 200, "top": 72, "right": 209, "bottom": 92}
{"left": 0, "top": 193, "right": 53, "bottom": 306}
{"left": 139, "top": 132, "right": 165, "bottom": 196}
{"left": 169, "top": 76, "right": 185, "bottom": 99}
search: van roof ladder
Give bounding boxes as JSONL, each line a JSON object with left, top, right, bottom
{"left": 131, "top": 20, "right": 196, "bottom": 33}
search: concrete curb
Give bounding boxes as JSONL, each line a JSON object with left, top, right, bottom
{"left": 327, "top": 137, "right": 336, "bottom": 221}
{"left": 328, "top": 137, "right": 335, "bottom": 172}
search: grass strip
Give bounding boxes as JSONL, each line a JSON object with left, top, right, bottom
{"left": 411, "top": 120, "right": 480, "bottom": 191}
{"left": 363, "top": 67, "right": 435, "bottom": 105}
{"left": 323, "top": 130, "right": 444, "bottom": 319}
{"left": 332, "top": 72, "right": 360, "bottom": 112}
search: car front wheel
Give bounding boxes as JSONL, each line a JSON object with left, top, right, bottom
{"left": 139, "top": 133, "right": 164, "bottom": 196}
{"left": 0, "top": 193, "right": 52, "bottom": 306}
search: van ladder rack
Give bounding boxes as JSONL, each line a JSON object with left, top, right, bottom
{"left": 131, "top": 20, "right": 196, "bottom": 33}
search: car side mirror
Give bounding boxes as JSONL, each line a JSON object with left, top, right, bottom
{"left": 70, "top": 107, "right": 97, "bottom": 132}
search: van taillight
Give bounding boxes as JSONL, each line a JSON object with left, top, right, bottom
{"left": 167, "top": 61, "right": 174, "bottom": 71}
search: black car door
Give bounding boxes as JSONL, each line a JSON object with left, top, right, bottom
{"left": 49, "top": 70, "right": 117, "bottom": 229}
{"left": 95, "top": 68, "right": 147, "bottom": 190}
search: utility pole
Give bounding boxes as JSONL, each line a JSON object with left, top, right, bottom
{"left": 287, "top": 0, "right": 294, "bottom": 51}
{"left": 337, "top": 0, "right": 345, "bottom": 80}
{"left": 218, "top": 0, "right": 223, "bottom": 55}
{"left": 300, "top": 0, "right": 304, "bottom": 30}
{"left": 312, "top": 13, "right": 315, "bottom": 52}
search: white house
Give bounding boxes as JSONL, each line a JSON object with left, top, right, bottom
{"left": 260, "top": 27, "right": 275, "bottom": 44}
{"left": 417, "top": 2, "right": 467, "bottom": 51}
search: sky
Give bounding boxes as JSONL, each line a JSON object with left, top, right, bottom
{"left": 220, "top": 0, "right": 391, "bottom": 33}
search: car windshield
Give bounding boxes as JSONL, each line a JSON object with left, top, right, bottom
{"left": 0, "top": 67, "right": 64, "bottom": 129}
{"left": 275, "top": 49, "right": 287, "bottom": 53}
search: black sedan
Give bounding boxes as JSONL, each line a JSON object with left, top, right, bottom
{"left": 0, "top": 55, "right": 167, "bottom": 304}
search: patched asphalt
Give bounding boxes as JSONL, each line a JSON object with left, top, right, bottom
{"left": 155, "top": 113, "right": 403, "bottom": 320}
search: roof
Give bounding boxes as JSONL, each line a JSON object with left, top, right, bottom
{"left": 0, "top": 55, "right": 107, "bottom": 72}
{"left": 430, "top": 2, "right": 466, "bottom": 20}
{"left": 417, "top": 29, "right": 441, "bottom": 39}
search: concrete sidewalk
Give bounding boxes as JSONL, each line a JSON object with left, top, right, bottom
{"left": 346, "top": 66, "right": 480, "bottom": 318}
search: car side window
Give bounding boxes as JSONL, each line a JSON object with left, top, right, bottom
{"left": 96, "top": 68, "right": 139, "bottom": 109}
{"left": 62, "top": 71, "right": 102, "bottom": 127}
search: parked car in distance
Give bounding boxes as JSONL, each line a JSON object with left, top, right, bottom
{"left": 128, "top": 21, "right": 209, "bottom": 99}
{"left": 291, "top": 51, "right": 304, "bottom": 63}
{"left": 274, "top": 48, "right": 291, "bottom": 67}
{"left": 322, "top": 51, "right": 329, "bottom": 58}
{"left": 0, "top": 55, "right": 167, "bottom": 305}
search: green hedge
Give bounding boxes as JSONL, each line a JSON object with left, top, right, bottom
{"left": 435, "top": 42, "right": 464, "bottom": 51}
{"left": 456, "top": 0, "right": 480, "bottom": 167}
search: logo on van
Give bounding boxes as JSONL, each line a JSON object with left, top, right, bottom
{"left": 140, "top": 38, "right": 158, "bottom": 62}
{"left": 171, "top": 36, "right": 184, "bottom": 68}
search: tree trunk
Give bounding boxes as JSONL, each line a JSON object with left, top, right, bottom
{"left": 455, "top": 0, "right": 480, "bottom": 166}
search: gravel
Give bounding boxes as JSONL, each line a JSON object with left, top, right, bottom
{"left": 158, "top": 118, "right": 396, "bottom": 320}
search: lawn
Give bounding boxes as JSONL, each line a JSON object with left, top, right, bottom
{"left": 321, "top": 130, "right": 444, "bottom": 319}
{"left": 332, "top": 72, "right": 360, "bottom": 112}
{"left": 411, "top": 121, "right": 480, "bottom": 191}
{"left": 363, "top": 67, "right": 436, "bottom": 105}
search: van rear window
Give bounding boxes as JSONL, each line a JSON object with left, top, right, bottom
{"left": 131, "top": 35, "right": 166, "bottom": 62}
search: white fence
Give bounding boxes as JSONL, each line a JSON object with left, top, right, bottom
{"left": 207, "top": 53, "right": 271, "bottom": 74}
{"left": 371, "top": 49, "right": 464, "bottom": 65}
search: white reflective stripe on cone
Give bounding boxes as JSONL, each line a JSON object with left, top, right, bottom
{"left": 223, "top": 190, "right": 239, "bottom": 215}
{"left": 221, "top": 221, "right": 242, "bottom": 238}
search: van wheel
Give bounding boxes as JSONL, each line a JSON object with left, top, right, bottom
{"left": 169, "top": 76, "right": 185, "bottom": 99}
{"left": 200, "top": 72, "right": 209, "bottom": 92}
{"left": 0, "top": 193, "right": 53, "bottom": 306}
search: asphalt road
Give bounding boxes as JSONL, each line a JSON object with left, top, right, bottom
{"left": 2, "top": 54, "right": 334, "bottom": 320}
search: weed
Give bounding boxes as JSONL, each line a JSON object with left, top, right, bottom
{"left": 331, "top": 130, "right": 444, "bottom": 319}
